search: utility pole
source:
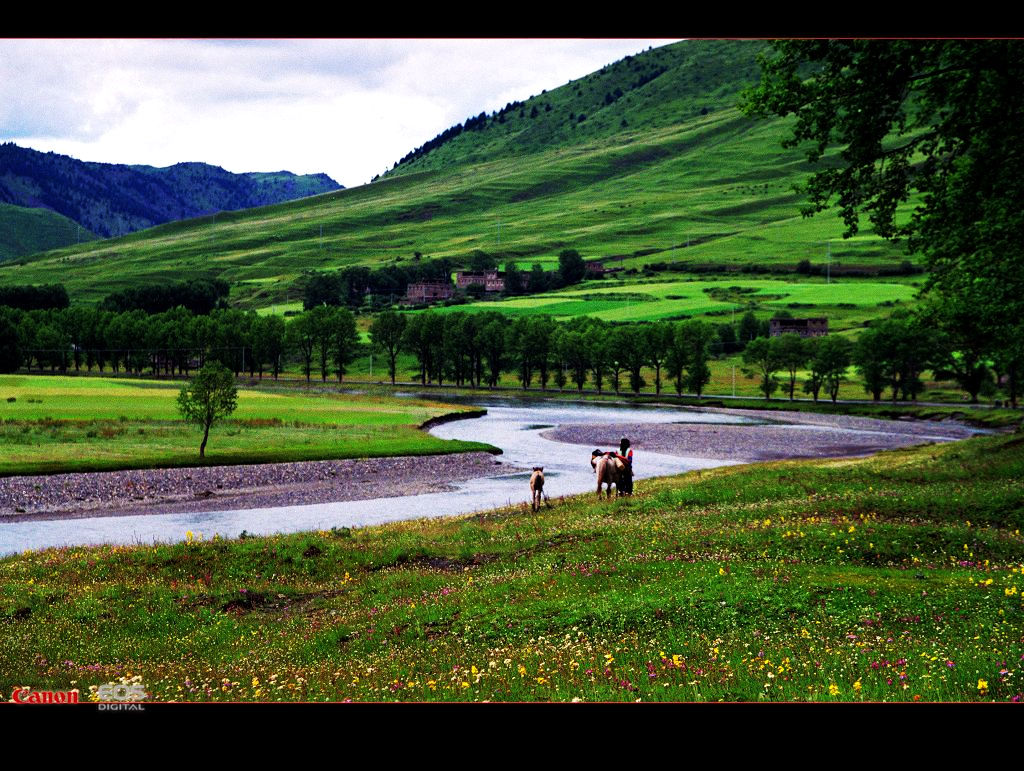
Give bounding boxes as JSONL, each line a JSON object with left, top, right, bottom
{"left": 827, "top": 240, "right": 831, "bottom": 284}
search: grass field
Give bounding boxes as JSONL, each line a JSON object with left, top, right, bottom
{"left": 0, "top": 376, "right": 492, "bottom": 475}
{"left": 428, "top": 277, "right": 918, "bottom": 326}
{"left": 2, "top": 431, "right": 1021, "bottom": 702}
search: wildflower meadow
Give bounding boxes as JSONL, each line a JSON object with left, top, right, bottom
{"left": 2, "top": 432, "right": 1022, "bottom": 702}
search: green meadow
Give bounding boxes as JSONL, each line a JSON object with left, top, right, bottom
{"left": 2, "top": 432, "right": 1021, "bottom": 702}
{"left": 0, "top": 376, "right": 492, "bottom": 475}
{"left": 429, "top": 277, "right": 918, "bottom": 326}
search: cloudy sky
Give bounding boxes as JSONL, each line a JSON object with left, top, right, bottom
{"left": 0, "top": 39, "right": 679, "bottom": 189}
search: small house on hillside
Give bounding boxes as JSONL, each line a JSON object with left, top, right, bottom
{"left": 455, "top": 270, "right": 505, "bottom": 292}
{"left": 404, "top": 281, "right": 454, "bottom": 304}
{"left": 769, "top": 317, "right": 829, "bottom": 338}
{"left": 585, "top": 261, "right": 623, "bottom": 277}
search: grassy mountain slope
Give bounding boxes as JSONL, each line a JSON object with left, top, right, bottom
{"left": 385, "top": 40, "right": 766, "bottom": 176}
{"left": 0, "top": 203, "right": 98, "bottom": 263}
{"left": 0, "top": 143, "right": 342, "bottom": 241}
{"left": 0, "top": 41, "right": 911, "bottom": 308}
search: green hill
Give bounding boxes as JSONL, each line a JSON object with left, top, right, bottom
{"left": 0, "top": 203, "right": 97, "bottom": 263}
{"left": 0, "top": 40, "right": 912, "bottom": 309}
{"left": 383, "top": 40, "right": 767, "bottom": 176}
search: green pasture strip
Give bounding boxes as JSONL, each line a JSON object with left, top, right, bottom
{"left": 2, "top": 433, "right": 1021, "bottom": 702}
{"left": 0, "top": 375, "right": 459, "bottom": 425}
{"left": 431, "top": 278, "right": 917, "bottom": 323}
{"left": 255, "top": 301, "right": 304, "bottom": 317}
{"left": 0, "top": 375, "right": 493, "bottom": 475}
{"left": 0, "top": 422, "right": 489, "bottom": 476}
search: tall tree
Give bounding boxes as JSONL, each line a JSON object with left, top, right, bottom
{"left": 0, "top": 308, "right": 22, "bottom": 373}
{"left": 585, "top": 319, "right": 610, "bottom": 394}
{"left": 741, "top": 337, "right": 781, "bottom": 400}
{"left": 469, "top": 250, "right": 496, "bottom": 273}
{"left": 775, "top": 333, "right": 809, "bottom": 401}
{"left": 620, "top": 325, "right": 648, "bottom": 395}
{"left": 527, "top": 264, "right": 548, "bottom": 295}
{"left": 503, "top": 260, "right": 523, "bottom": 296}
{"left": 557, "top": 249, "right": 587, "bottom": 287}
{"left": 680, "top": 320, "right": 714, "bottom": 399}
{"left": 737, "top": 311, "right": 760, "bottom": 348}
{"left": 478, "top": 317, "right": 507, "bottom": 388}
{"left": 853, "top": 327, "right": 889, "bottom": 402}
{"left": 370, "top": 310, "right": 406, "bottom": 385}
{"left": 286, "top": 312, "right": 317, "bottom": 382}
{"left": 805, "top": 335, "right": 853, "bottom": 404}
{"left": 330, "top": 307, "right": 360, "bottom": 382}
{"left": 645, "top": 322, "right": 673, "bottom": 395}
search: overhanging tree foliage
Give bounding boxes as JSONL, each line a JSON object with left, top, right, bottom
{"left": 743, "top": 40, "right": 1024, "bottom": 403}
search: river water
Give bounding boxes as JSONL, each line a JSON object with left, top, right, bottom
{"left": 0, "top": 400, "right": 760, "bottom": 555}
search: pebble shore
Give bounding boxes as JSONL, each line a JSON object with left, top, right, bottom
{"left": 0, "top": 452, "right": 512, "bottom": 523}
{"left": 543, "top": 406, "right": 982, "bottom": 462}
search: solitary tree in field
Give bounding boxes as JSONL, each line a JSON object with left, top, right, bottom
{"left": 177, "top": 362, "right": 238, "bottom": 458}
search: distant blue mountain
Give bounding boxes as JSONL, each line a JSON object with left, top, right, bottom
{"left": 0, "top": 143, "right": 343, "bottom": 239}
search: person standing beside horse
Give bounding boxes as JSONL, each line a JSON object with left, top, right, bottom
{"left": 614, "top": 437, "right": 633, "bottom": 494}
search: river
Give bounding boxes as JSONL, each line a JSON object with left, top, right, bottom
{"left": 0, "top": 398, "right": 971, "bottom": 556}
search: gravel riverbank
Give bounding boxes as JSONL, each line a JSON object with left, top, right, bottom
{"left": 0, "top": 452, "right": 515, "bottom": 523}
{"left": 542, "top": 406, "right": 982, "bottom": 462}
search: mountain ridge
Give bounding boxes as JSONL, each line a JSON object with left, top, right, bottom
{"left": 0, "top": 142, "right": 343, "bottom": 242}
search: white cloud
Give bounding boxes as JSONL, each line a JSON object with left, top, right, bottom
{"left": 0, "top": 39, "right": 678, "bottom": 188}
